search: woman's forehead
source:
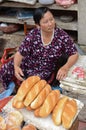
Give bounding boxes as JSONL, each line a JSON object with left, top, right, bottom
{"left": 42, "top": 11, "right": 53, "bottom": 19}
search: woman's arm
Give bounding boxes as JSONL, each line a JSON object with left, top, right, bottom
{"left": 56, "top": 52, "right": 79, "bottom": 80}
{"left": 14, "top": 51, "right": 24, "bottom": 81}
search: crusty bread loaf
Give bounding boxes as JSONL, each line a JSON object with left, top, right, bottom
{"left": 0, "top": 116, "right": 6, "bottom": 130}
{"left": 24, "top": 80, "right": 47, "bottom": 107}
{"left": 16, "top": 76, "right": 41, "bottom": 101}
{"left": 34, "top": 90, "right": 60, "bottom": 117}
{"left": 62, "top": 99, "right": 77, "bottom": 129}
{"left": 12, "top": 96, "right": 25, "bottom": 109}
{"left": 30, "top": 84, "right": 52, "bottom": 109}
{"left": 52, "top": 96, "right": 68, "bottom": 126}
{"left": 22, "top": 124, "right": 37, "bottom": 130}
{"left": 7, "top": 126, "right": 20, "bottom": 130}
{"left": 6, "top": 111, "right": 24, "bottom": 130}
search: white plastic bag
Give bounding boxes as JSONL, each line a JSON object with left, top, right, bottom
{"left": 0, "top": 82, "right": 15, "bottom": 100}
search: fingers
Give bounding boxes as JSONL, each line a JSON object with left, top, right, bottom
{"left": 56, "top": 68, "right": 67, "bottom": 81}
{"left": 16, "top": 74, "right": 24, "bottom": 81}
{"left": 15, "top": 67, "right": 24, "bottom": 81}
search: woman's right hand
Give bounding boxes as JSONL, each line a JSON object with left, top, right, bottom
{"left": 14, "top": 66, "right": 25, "bottom": 81}
{"left": 14, "top": 51, "right": 24, "bottom": 81}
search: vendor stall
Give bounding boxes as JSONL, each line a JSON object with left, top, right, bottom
{"left": 0, "top": 74, "right": 84, "bottom": 130}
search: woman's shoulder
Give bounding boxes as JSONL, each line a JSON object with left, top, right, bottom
{"left": 55, "top": 27, "right": 68, "bottom": 36}
{"left": 28, "top": 28, "right": 40, "bottom": 35}
{"left": 55, "top": 27, "right": 65, "bottom": 33}
{"left": 25, "top": 28, "right": 40, "bottom": 42}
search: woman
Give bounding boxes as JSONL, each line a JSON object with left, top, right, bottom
{"left": 0, "top": 7, "right": 78, "bottom": 89}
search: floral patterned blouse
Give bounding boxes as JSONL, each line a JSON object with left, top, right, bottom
{"left": 0, "top": 27, "right": 77, "bottom": 89}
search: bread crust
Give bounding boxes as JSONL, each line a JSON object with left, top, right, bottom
{"left": 6, "top": 111, "right": 24, "bottom": 130}
{"left": 52, "top": 96, "right": 68, "bottom": 125}
{"left": 30, "top": 84, "right": 52, "bottom": 109}
{"left": 16, "top": 76, "right": 41, "bottom": 101}
{"left": 62, "top": 99, "right": 77, "bottom": 129}
{"left": 34, "top": 90, "right": 60, "bottom": 117}
{"left": 12, "top": 95, "right": 25, "bottom": 109}
{"left": 24, "top": 80, "right": 47, "bottom": 107}
{"left": 22, "top": 124, "right": 37, "bottom": 130}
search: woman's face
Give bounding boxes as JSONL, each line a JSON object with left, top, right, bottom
{"left": 39, "top": 11, "right": 56, "bottom": 33}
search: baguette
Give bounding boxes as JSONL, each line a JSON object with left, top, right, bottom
{"left": 12, "top": 96, "right": 25, "bottom": 109}
{"left": 24, "top": 80, "right": 47, "bottom": 107}
{"left": 22, "top": 124, "right": 37, "bottom": 130}
{"left": 6, "top": 111, "right": 24, "bottom": 130}
{"left": 34, "top": 90, "right": 60, "bottom": 117}
{"left": 30, "top": 84, "right": 52, "bottom": 109}
{"left": 52, "top": 96, "right": 68, "bottom": 126}
{"left": 62, "top": 99, "right": 77, "bottom": 129}
{"left": 16, "top": 76, "right": 41, "bottom": 101}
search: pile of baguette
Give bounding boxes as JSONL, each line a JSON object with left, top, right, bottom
{"left": 12, "top": 75, "right": 78, "bottom": 129}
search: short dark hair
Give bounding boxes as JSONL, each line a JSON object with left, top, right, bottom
{"left": 33, "top": 7, "right": 52, "bottom": 25}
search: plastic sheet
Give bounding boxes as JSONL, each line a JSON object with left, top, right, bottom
{"left": 0, "top": 82, "right": 15, "bottom": 100}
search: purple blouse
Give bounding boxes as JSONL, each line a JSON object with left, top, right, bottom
{"left": 19, "top": 27, "right": 77, "bottom": 80}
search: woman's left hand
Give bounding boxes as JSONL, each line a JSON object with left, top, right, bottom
{"left": 56, "top": 53, "right": 79, "bottom": 81}
{"left": 56, "top": 66, "right": 68, "bottom": 81}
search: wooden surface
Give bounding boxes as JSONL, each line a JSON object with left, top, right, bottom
{"left": 0, "top": 2, "right": 78, "bottom": 11}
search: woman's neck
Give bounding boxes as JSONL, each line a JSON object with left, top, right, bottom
{"left": 41, "top": 30, "right": 54, "bottom": 45}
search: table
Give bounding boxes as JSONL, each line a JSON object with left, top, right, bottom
{"left": 2, "top": 95, "right": 83, "bottom": 130}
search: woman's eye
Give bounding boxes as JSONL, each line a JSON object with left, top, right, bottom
{"left": 43, "top": 19, "right": 53, "bottom": 24}
{"left": 43, "top": 21, "right": 48, "bottom": 24}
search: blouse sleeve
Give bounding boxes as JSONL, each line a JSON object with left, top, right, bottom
{"left": 59, "top": 29, "right": 78, "bottom": 56}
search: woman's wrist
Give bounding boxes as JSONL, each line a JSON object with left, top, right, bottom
{"left": 62, "top": 64, "right": 70, "bottom": 72}
{"left": 14, "top": 65, "right": 20, "bottom": 70}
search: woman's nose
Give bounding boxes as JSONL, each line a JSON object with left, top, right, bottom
{"left": 48, "top": 21, "right": 52, "bottom": 26}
